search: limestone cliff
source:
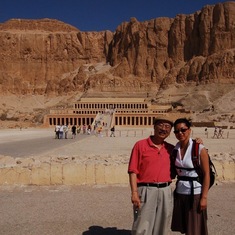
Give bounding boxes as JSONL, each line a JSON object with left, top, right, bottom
{"left": 0, "top": 19, "right": 113, "bottom": 95}
{"left": 109, "top": 1, "right": 235, "bottom": 88}
{"left": 0, "top": 2, "right": 234, "bottom": 127}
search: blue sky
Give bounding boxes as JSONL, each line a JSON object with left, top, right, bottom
{"left": 0, "top": 0, "right": 229, "bottom": 31}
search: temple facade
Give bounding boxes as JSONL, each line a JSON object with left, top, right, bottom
{"left": 43, "top": 97, "right": 189, "bottom": 128}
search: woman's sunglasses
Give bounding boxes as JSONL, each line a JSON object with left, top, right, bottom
{"left": 174, "top": 128, "right": 188, "bottom": 134}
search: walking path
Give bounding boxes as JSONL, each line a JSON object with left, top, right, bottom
{"left": 0, "top": 127, "right": 234, "bottom": 158}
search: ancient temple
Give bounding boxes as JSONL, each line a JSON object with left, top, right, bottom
{"left": 43, "top": 97, "right": 189, "bottom": 128}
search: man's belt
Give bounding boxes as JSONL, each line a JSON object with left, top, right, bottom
{"left": 137, "top": 182, "right": 171, "bottom": 188}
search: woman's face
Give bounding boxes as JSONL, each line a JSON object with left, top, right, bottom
{"left": 174, "top": 122, "right": 191, "bottom": 141}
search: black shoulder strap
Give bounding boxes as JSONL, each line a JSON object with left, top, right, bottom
{"left": 191, "top": 139, "right": 200, "bottom": 169}
{"left": 170, "top": 149, "right": 178, "bottom": 179}
{"left": 172, "top": 149, "right": 177, "bottom": 162}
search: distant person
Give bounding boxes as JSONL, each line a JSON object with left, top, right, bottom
{"left": 212, "top": 127, "right": 218, "bottom": 139}
{"left": 82, "top": 124, "right": 87, "bottom": 134}
{"left": 97, "top": 126, "right": 103, "bottom": 137}
{"left": 87, "top": 125, "right": 92, "bottom": 135}
{"left": 93, "top": 123, "right": 97, "bottom": 133}
{"left": 59, "top": 125, "right": 64, "bottom": 139}
{"left": 110, "top": 126, "right": 115, "bottom": 137}
{"left": 77, "top": 125, "right": 81, "bottom": 134}
{"left": 71, "top": 125, "right": 76, "bottom": 139}
{"left": 55, "top": 125, "right": 60, "bottom": 139}
{"left": 63, "top": 125, "right": 69, "bottom": 139}
{"left": 218, "top": 127, "right": 224, "bottom": 139}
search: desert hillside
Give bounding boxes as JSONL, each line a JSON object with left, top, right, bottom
{"left": 0, "top": 1, "right": 234, "bottom": 128}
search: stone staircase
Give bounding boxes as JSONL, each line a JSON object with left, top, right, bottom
{"left": 92, "top": 109, "right": 115, "bottom": 130}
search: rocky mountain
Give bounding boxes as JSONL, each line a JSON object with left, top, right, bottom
{"left": 0, "top": 1, "right": 234, "bottom": 127}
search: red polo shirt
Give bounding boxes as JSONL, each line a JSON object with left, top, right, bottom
{"left": 128, "top": 136, "right": 174, "bottom": 183}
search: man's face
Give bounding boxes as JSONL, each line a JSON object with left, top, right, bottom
{"left": 154, "top": 121, "right": 172, "bottom": 139}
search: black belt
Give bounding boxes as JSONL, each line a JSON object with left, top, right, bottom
{"left": 137, "top": 182, "right": 171, "bottom": 188}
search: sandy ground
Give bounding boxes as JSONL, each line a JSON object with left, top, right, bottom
{"left": 0, "top": 127, "right": 235, "bottom": 234}
{"left": 0, "top": 183, "right": 234, "bottom": 235}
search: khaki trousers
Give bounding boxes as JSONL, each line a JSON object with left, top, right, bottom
{"left": 132, "top": 185, "right": 173, "bottom": 235}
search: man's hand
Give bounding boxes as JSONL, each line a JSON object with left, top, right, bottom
{"left": 195, "top": 138, "right": 203, "bottom": 144}
{"left": 131, "top": 191, "right": 141, "bottom": 209}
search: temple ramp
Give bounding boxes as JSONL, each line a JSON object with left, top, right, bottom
{"left": 92, "top": 109, "right": 115, "bottom": 130}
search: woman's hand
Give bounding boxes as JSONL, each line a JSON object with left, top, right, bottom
{"left": 200, "top": 197, "right": 207, "bottom": 211}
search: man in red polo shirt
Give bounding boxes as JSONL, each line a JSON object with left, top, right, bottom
{"left": 128, "top": 117, "right": 174, "bottom": 235}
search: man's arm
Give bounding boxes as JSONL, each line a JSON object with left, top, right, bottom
{"left": 129, "top": 173, "right": 141, "bottom": 209}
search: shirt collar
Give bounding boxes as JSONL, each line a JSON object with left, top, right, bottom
{"left": 147, "top": 136, "right": 166, "bottom": 148}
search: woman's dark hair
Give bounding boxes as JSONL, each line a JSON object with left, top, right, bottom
{"left": 173, "top": 118, "right": 191, "bottom": 129}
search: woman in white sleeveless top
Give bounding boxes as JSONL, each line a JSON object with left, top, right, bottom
{"left": 171, "top": 118, "right": 210, "bottom": 235}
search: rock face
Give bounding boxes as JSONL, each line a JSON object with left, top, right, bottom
{"left": 0, "top": 19, "right": 113, "bottom": 95}
{"left": 109, "top": 2, "right": 235, "bottom": 88}
{"left": 0, "top": 2, "right": 234, "bottom": 126}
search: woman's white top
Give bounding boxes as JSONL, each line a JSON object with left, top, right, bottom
{"left": 174, "top": 138, "right": 204, "bottom": 195}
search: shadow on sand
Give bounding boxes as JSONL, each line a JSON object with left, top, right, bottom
{"left": 82, "top": 226, "right": 131, "bottom": 235}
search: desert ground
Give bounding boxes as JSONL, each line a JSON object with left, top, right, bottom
{"left": 0, "top": 126, "right": 234, "bottom": 234}
{"left": 0, "top": 183, "right": 234, "bottom": 235}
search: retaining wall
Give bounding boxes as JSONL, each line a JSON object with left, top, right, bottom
{"left": 0, "top": 156, "right": 234, "bottom": 185}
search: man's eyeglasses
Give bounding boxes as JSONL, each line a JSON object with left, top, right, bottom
{"left": 156, "top": 123, "right": 172, "bottom": 130}
{"left": 174, "top": 128, "right": 188, "bottom": 134}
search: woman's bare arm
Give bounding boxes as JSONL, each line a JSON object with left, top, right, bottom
{"left": 199, "top": 147, "right": 210, "bottom": 210}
